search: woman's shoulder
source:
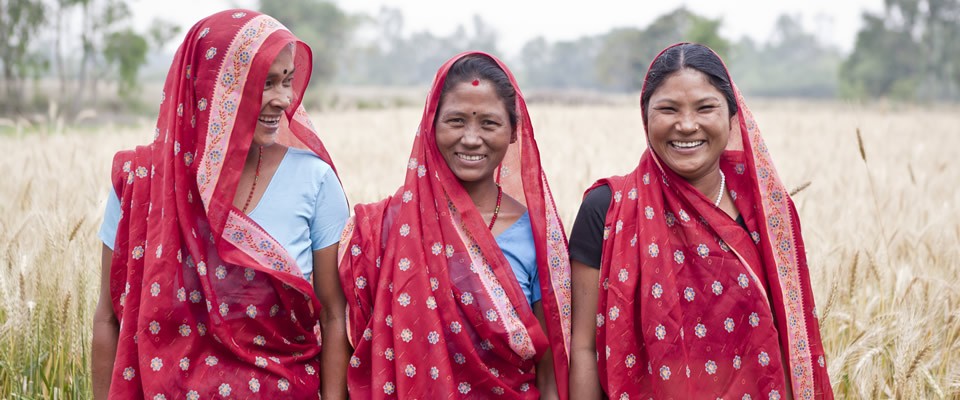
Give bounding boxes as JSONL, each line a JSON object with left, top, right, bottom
{"left": 583, "top": 166, "right": 648, "bottom": 205}
{"left": 584, "top": 184, "right": 612, "bottom": 206}
{"left": 353, "top": 191, "right": 399, "bottom": 226}
{"left": 498, "top": 207, "right": 531, "bottom": 234}
{"left": 285, "top": 146, "right": 332, "bottom": 165}
{"left": 283, "top": 147, "right": 335, "bottom": 176}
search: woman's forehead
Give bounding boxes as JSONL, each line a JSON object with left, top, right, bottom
{"left": 649, "top": 68, "right": 722, "bottom": 100}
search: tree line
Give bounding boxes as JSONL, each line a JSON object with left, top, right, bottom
{"left": 1, "top": 0, "right": 957, "bottom": 117}
{"left": 0, "top": 0, "right": 181, "bottom": 116}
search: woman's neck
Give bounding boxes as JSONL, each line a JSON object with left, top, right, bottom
{"left": 462, "top": 179, "right": 500, "bottom": 211}
{"left": 243, "top": 143, "right": 288, "bottom": 176}
{"left": 245, "top": 144, "right": 264, "bottom": 169}
{"left": 687, "top": 164, "right": 739, "bottom": 218}
{"left": 687, "top": 166, "right": 723, "bottom": 201}
{"left": 245, "top": 143, "right": 282, "bottom": 166}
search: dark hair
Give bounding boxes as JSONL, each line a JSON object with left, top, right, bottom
{"left": 439, "top": 54, "right": 518, "bottom": 129}
{"left": 640, "top": 43, "right": 737, "bottom": 118}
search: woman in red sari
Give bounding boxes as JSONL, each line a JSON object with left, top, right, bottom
{"left": 90, "top": 10, "right": 350, "bottom": 399}
{"left": 338, "top": 52, "right": 571, "bottom": 399}
{"left": 568, "top": 43, "right": 833, "bottom": 399}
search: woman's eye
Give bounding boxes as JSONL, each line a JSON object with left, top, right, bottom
{"left": 482, "top": 120, "right": 500, "bottom": 127}
{"left": 699, "top": 105, "right": 717, "bottom": 112}
{"left": 655, "top": 107, "right": 676, "bottom": 113}
{"left": 282, "top": 77, "right": 294, "bottom": 87}
{"left": 446, "top": 118, "right": 464, "bottom": 125}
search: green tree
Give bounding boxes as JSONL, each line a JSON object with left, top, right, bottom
{"left": 594, "top": 28, "right": 647, "bottom": 90}
{"left": 687, "top": 14, "right": 729, "bottom": 59}
{"left": 594, "top": 7, "right": 728, "bottom": 91}
{"left": 259, "top": 0, "right": 353, "bottom": 84}
{"left": 147, "top": 18, "right": 182, "bottom": 50}
{"left": 337, "top": 7, "right": 503, "bottom": 86}
{"left": 729, "top": 14, "right": 842, "bottom": 97}
{"left": 0, "top": 0, "right": 47, "bottom": 113}
{"left": 103, "top": 29, "right": 149, "bottom": 100}
{"left": 53, "top": 0, "right": 143, "bottom": 114}
{"left": 543, "top": 37, "right": 603, "bottom": 89}
{"left": 518, "top": 36, "right": 550, "bottom": 86}
{"left": 516, "top": 35, "right": 602, "bottom": 89}
{"left": 562, "top": 10, "right": 687, "bottom": 91}
{"left": 841, "top": 13, "right": 925, "bottom": 99}
{"left": 47, "top": 0, "right": 166, "bottom": 116}
{"left": 842, "top": 0, "right": 960, "bottom": 100}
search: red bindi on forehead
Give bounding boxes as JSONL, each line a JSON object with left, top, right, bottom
{"left": 471, "top": 79, "right": 479, "bottom": 86}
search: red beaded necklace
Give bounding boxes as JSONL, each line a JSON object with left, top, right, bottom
{"left": 241, "top": 146, "right": 263, "bottom": 213}
{"left": 487, "top": 183, "right": 503, "bottom": 230}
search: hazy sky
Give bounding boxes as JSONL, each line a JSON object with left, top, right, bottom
{"left": 132, "top": 0, "right": 885, "bottom": 54}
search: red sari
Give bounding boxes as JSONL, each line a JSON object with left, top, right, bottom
{"left": 338, "top": 52, "right": 571, "bottom": 399}
{"left": 106, "top": 10, "right": 338, "bottom": 398}
{"left": 592, "top": 44, "right": 833, "bottom": 399}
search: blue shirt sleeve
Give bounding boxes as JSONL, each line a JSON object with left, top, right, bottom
{"left": 98, "top": 188, "right": 121, "bottom": 250}
{"left": 309, "top": 169, "right": 350, "bottom": 251}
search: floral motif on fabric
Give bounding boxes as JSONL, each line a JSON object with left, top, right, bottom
{"left": 198, "top": 15, "right": 281, "bottom": 204}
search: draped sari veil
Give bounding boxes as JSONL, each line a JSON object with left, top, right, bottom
{"left": 339, "top": 51, "right": 571, "bottom": 399}
{"left": 107, "top": 9, "right": 338, "bottom": 397}
{"left": 591, "top": 43, "right": 833, "bottom": 399}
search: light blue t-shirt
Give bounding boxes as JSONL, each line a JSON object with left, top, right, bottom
{"left": 99, "top": 147, "right": 350, "bottom": 278}
{"left": 495, "top": 211, "right": 541, "bottom": 305}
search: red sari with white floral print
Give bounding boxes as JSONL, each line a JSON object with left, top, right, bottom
{"left": 338, "top": 52, "right": 571, "bottom": 399}
{"left": 592, "top": 43, "right": 833, "bottom": 400}
{"left": 106, "top": 9, "right": 338, "bottom": 398}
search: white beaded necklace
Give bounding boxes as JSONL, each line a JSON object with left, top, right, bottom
{"left": 714, "top": 170, "right": 726, "bottom": 207}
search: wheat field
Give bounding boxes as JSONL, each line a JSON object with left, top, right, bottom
{"left": 1, "top": 102, "right": 958, "bottom": 398}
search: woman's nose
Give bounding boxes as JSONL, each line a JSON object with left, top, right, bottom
{"left": 270, "top": 89, "right": 292, "bottom": 110}
{"left": 675, "top": 113, "right": 699, "bottom": 133}
{"left": 460, "top": 125, "right": 483, "bottom": 145}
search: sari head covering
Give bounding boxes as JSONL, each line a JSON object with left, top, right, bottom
{"left": 106, "top": 9, "right": 338, "bottom": 398}
{"left": 590, "top": 43, "right": 833, "bottom": 399}
{"left": 338, "top": 51, "right": 571, "bottom": 399}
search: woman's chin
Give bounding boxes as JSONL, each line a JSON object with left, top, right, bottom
{"left": 451, "top": 171, "right": 492, "bottom": 186}
{"left": 252, "top": 131, "right": 279, "bottom": 147}
{"left": 665, "top": 160, "right": 711, "bottom": 181}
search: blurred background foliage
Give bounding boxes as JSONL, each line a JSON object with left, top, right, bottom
{"left": 0, "top": 0, "right": 957, "bottom": 121}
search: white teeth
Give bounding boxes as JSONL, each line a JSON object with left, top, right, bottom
{"left": 671, "top": 140, "right": 704, "bottom": 148}
{"left": 259, "top": 116, "right": 280, "bottom": 124}
{"left": 457, "top": 153, "right": 485, "bottom": 161}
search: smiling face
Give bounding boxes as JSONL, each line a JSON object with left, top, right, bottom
{"left": 435, "top": 80, "right": 516, "bottom": 188}
{"left": 252, "top": 45, "right": 295, "bottom": 147}
{"left": 646, "top": 67, "right": 735, "bottom": 182}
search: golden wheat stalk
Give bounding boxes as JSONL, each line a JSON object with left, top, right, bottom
{"left": 789, "top": 181, "right": 812, "bottom": 196}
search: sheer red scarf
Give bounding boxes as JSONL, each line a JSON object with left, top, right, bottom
{"left": 591, "top": 43, "right": 833, "bottom": 399}
{"left": 106, "top": 9, "right": 338, "bottom": 398}
{"left": 338, "top": 51, "right": 571, "bottom": 399}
